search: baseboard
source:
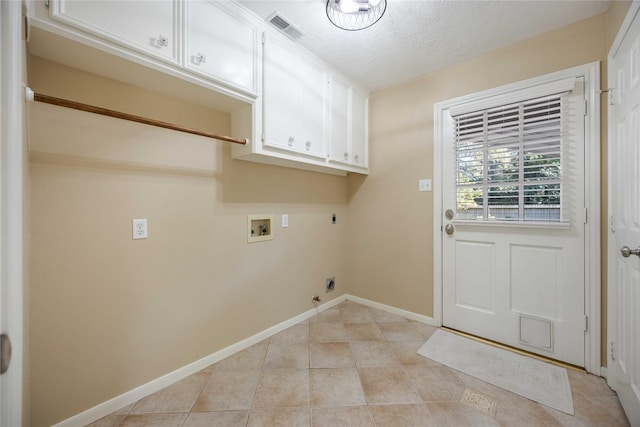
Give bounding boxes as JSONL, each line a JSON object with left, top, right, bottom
{"left": 53, "top": 294, "right": 348, "bottom": 427}
{"left": 344, "top": 294, "right": 438, "bottom": 326}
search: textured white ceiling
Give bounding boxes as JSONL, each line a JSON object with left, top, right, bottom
{"left": 239, "top": 0, "right": 610, "bottom": 91}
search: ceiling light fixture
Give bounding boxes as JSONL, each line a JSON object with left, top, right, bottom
{"left": 326, "top": 0, "right": 387, "bottom": 31}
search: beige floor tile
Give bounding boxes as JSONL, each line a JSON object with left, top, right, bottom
{"left": 118, "top": 413, "right": 188, "bottom": 427}
{"left": 369, "top": 404, "right": 432, "bottom": 427}
{"left": 131, "top": 372, "right": 209, "bottom": 413}
{"left": 425, "top": 401, "right": 497, "bottom": 426}
{"left": 367, "top": 307, "right": 409, "bottom": 323}
{"left": 389, "top": 340, "right": 439, "bottom": 366}
{"left": 379, "top": 323, "right": 424, "bottom": 341}
{"left": 309, "top": 368, "right": 367, "bottom": 406}
{"left": 309, "top": 322, "right": 348, "bottom": 342}
{"left": 358, "top": 367, "right": 422, "bottom": 404}
{"left": 412, "top": 321, "right": 439, "bottom": 340}
{"left": 191, "top": 371, "right": 260, "bottom": 411}
{"left": 568, "top": 370, "right": 616, "bottom": 397}
{"left": 182, "top": 411, "right": 249, "bottom": 427}
{"left": 247, "top": 408, "right": 310, "bottom": 427}
{"left": 494, "top": 398, "right": 563, "bottom": 426}
{"left": 404, "top": 365, "right": 466, "bottom": 402}
{"left": 263, "top": 342, "right": 309, "bottom": 370}
{"left": 340, "top": 308, "right": 375, "bottom": 323}
{"left": 344, "top": 323, "right": 385, "bottom": 341}
{"left": 573, "top": 396, "right": 631, "bottom": 426}
{"left": 86, "top": 415, "right": 126, "bottom": 427}
{"left": 309, "top": 342, "right": 355, "bottom": 368}
{"left": 350, "top": 341, "right": 400, "bottom": 367}
{"left": 215, "top": 341, "right": 268, "bottom": 371}
{"left": 252, "top": 369, "right": 309, "bottom": 408}
{"left": 310, "top": 309, "right": 342, "bottom": 323}
{"left": 270, "top": 323, "right": 309, "bottom": 344}
{"left": 311, "top": 406, "right": 374, "bottom": 427}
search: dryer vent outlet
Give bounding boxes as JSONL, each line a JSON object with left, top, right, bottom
{"left": 326, "top": 277, "right": 336, "bottom": 293}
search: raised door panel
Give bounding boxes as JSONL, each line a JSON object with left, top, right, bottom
{"left": 328, "top": 75, "right": 349, "bottom": 164}
{"left": 186, "top": 1, "right": 256, "bottom": 94}
{"left": 52, "top": 0, "right": 179, "bottom": 63}
{"left": 299, "top": 59, "right": 326, "bottom": 159}
{"left": 350, "top": 87, "right": 368, "bottom": 167}
{"left": 263, "top": 35, "right": 300, "bottom": 152}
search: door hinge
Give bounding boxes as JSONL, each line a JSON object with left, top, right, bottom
{"left": 584, "top": 315, "right": 588, "bottom": 332}
{"left": 44, "top": 0, "right": 50, "bottom": 8}
{"left": 262, "top": 32, "right": 266, "bottom": 45}
{"left": 584, "top": 99, "right": 588, "bottom": 116}
{"left": 608, "top": 88, "right": 615, "bottom": 106}
{"left": 610, "top": 215, "right": 615, "bottom": 233}
{"left": 611, "top": 341, "right": 616, "bottom": 361}
{"left": 584, "top": 207, "right": 588, "bottom": 224}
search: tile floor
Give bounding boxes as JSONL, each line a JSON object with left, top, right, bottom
{"left": 88, "top": 301, "right": 630, "bottom": 427}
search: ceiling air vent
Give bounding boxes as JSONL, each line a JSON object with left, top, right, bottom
{"left": 266, "top": 12, "right": 304, "bottom": 41}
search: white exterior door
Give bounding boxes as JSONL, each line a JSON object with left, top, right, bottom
{"left": 608, "top": 4, "right": 640, "bottom": 425}
{"left": 440, "top": 75, "right": 588, "bottom": 367}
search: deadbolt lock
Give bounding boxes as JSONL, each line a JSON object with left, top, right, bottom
{"left": 445, "top": 209, "right": 454, "bottom": 220}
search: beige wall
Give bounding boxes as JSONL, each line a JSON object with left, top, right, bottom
{"left": 347, "top": 6, "right": 629, "bottom": 356}
{"left": 28, "top": 58, "right": 349, "bottom": 426}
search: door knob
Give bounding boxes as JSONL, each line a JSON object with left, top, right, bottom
{"left": 621, "top": 246, "right": 640, "bottom": 258}
{"left": 445, "top": 224, "right": 455, "bottom": 235}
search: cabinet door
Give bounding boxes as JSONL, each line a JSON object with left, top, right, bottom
{"left": 263, "top": 35, "right": 300, "bottom": 152}
{"left": 52, "top": 0, "right": 178, "bottom": 63}
{"left": 299, "top": 59, "right": 326, "bottom": 159}
{"left": 186, "top": 1, "right": 257, "bottom": 94}
{"left": 349, "top": 87, "right": 368, "bottom": 167}
{"left": 328, "top": 75, "right": 350, "bottom": 164}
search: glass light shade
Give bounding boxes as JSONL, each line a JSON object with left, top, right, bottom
{"left": 326, "top": 0, "right": 387, "bottom": 31}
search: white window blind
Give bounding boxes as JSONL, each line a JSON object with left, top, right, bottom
{"left": 454, "top": 94, "right": 567, "bottom": 222}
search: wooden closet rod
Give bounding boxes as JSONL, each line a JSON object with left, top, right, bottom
{"left": 33, "top": 92, "right": 247, "bottom": 145}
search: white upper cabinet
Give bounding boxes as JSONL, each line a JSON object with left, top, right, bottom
{"left": 51, "top": 0, "right": 180, "bottom": 64}
{"left": 185, "top": 1, "right": 257, "bottom": 94}
{"left": 263, "top": 33, "right": 327, "bottom": 159}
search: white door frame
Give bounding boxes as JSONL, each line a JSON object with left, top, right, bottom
{"left": 433, "top": 62, "right": 601, "bottom": 374}
{"left": 0, "top": 1, "right": 25, "bottom": 425}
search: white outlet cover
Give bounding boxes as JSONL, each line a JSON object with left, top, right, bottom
{"left": 132, "top": 218, "right": 148, "bottom": 239}
{"left": 419, "top": 179, "right": 432, "bottom": 192}
{"left": 282, "top": 214, "right": 288, "bottom": 228}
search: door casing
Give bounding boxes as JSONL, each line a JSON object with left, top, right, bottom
{"left": 433, "top": 62, "right": 602, "bottom": 375}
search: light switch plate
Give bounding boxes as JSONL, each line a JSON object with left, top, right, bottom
{"left": 419, "top": 179, "right": 432, "bottom": 192}
{"left": 282, "top": 214, "right": 288, "bottom": 228}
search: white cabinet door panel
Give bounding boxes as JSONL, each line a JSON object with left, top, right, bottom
{"left": 186, "top": 1, "right": 256, "bottom": 94}
{"left": 299, "top": 59, "right": 326, "bottom": 158}
{"left": 350, "top": 87, "right": 368, "bottom": 167}
{"left": 53, "top": 0, "right": 179, "bottom": 63}
{"left": 329, "top": 75, "right": 349, "bottom": 164}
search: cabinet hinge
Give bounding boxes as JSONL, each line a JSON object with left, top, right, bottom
{"left": 262, "top": 32, "right": 266, "bottom": 45}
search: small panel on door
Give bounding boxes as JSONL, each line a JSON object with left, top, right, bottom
{"left": 455, "top": 240, "right": 495, "bottom": 313}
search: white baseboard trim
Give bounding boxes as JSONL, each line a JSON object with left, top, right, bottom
{"left": 344, "top": 294, "right": 438, "bottom": 326}
{"left": 53, "top": 294, "right": 348, "bottom": 427}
